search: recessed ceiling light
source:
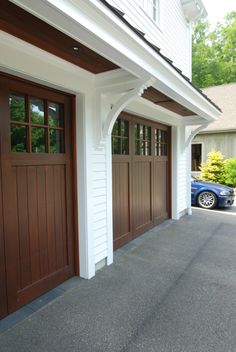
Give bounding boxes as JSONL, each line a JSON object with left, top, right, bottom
{"left": 73, "top": 46, "right": 79, "bottom": 53}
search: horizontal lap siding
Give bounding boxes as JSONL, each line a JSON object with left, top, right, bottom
{"left": 107, "top": 0, "right": 190, "bottom": 76}
{"left": 92, "top": 147, "right": 108, "bottom": 264}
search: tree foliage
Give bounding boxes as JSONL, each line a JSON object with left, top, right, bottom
{"left": 192, "top": 11, "right": 236, "bottom": 88}
{"left": 224, "top": 158, "right": 236, "bottom": 187}
{"left": 200, "top": 150, "right": 226, "bottom": 184}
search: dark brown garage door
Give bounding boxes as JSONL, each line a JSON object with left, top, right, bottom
{"left": 112, "top": 112, "right": 171, "bottom": 250}
{"left": 0, "top": 74, "right": 75, "bottom": 318}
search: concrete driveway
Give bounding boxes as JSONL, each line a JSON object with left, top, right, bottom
{"left": 1, "top": 207, "right": 236, "bottom": 352}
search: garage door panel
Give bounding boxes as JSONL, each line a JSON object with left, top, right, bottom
{"left": 153, "top": 160, "right": 168, "bottom": 224}
{"left": 0, "top": 157, "right": 7, "bottom": 318}
{"left": 133, "top": 161, "right": 152, "bottom": 235}
{"left": 0, "top": 73, "right": 75, "bottom": 316}
{"left": 112, "top": 113, "right": 171, "bottom": 249}
{"left": 54, "top": 164, "right": 69, "bottom": 269}
{"left": 16, "top": 166, "right": 32, "bottom": 289}
{"left": 9, "top": 265, "right": 73, "bottom": 313}
{"left": 27, "top": 166, "right": 41, "bottom": 282}
{"left": 112, "top": 161, "right": 131, "bottom": 249}
{"left": 45, "top": 165, "right": 57, "bottom": 274}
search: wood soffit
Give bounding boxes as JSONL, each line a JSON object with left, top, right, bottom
{"left": 142, "top": 87, "right": 196, "bottom": 116}
{"left": 0, "top": 0, "right": 119, "bottom": 74}
{"left": 1, "top": 1, "right": 195, "bottom": 116}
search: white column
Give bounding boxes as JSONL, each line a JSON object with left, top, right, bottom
{"left": 105, "top": 136, "right": 113, "bottom": 265}
{"left": 186, "top": 126, "right": 192, "bottom": 215}
{"left": 171, "top": 125, "right": 180, "bottom": 219}
{"left": 76, "top": 94, "right": 95, "bottom": 279}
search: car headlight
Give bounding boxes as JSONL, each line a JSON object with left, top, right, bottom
{"left": 220, "top": 190, "right": 231, "bottom": 196}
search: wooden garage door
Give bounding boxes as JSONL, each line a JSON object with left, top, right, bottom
{"left": 112, "top": 112, "right": 171, "bottom": 250}
{"left": 0, "top": 74, "right": 75, "bottom": 317}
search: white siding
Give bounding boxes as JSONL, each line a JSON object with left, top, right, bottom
{"left": 91, "top": 147, "right": 108, "bottom": 264}
{"left": 178, "top": 150, "right": 188, "bottom": 213}
{"left": 105, "top": 0, "right": 191, "bottom": 76}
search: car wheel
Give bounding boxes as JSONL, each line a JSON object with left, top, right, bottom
{"left": 197, "top": 191, "right": 217, "bottom": 209}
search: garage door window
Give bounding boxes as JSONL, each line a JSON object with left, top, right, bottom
{"left": 9, "top": 92, "right": 65, "bottom": 153}
{"left": 112, "top": 118, "right": 129, "bottom": 155}
{"left": 155, "top": 129, "right": 167, "bottom": 156}
{"left": 135, "top": 123, "right": 151, "bottom": 156}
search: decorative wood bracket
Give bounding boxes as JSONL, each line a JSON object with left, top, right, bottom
{"left": 185, "top": 123, "right": 209, "bottom": 148}
{"left": 102, "top": 77, "right": 156, "bottom": 139}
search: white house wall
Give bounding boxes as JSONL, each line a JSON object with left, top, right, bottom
{"left": 106, "top": 0, "right": 191, "bottom": 77}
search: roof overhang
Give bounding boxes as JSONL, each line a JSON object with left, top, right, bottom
{"left": 8, "top": 0, "right": 220, "bottom": 124}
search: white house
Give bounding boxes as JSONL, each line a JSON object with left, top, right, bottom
{"left": 0, "top": 0, "right": 220, "bottom": 318}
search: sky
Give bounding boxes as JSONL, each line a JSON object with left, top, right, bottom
{"left": 203, "top": 0, "right": 236, "bottom": 26}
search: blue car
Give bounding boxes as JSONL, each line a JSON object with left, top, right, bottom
{"left": 191, "top": 178, "right": 235, "bottom": 209}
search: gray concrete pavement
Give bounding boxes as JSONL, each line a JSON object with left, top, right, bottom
{"left": 1, "top": 208, "right": 236, "bottom": 352}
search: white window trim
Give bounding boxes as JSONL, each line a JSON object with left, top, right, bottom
{"left": 137, "top": 0, "right": 162, "bottom": 30}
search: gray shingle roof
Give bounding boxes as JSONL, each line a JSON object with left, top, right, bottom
{"left": 201, "top": 83, "right": 236, "bottom": 132}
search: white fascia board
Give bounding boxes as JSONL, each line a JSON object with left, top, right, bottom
{"left": 10, "top": 0, "right": 220, "bottom": 122}
{"left": 0, "top": 30, "right": 94, "bottom": 94}
{"left": 126, "top": 98, "right": 182, "bottom": 127}
{"left": 198, "top": 129, "right": 236, "bottom": 135}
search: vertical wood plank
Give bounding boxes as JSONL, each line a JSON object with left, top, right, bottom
{"left": 54, "top": 165, "right": 64, "bottom": 270}
{"left": 60, "top": 165, "right": 68, "bottom": 267}
{"left": 27, "top": 166, "right": 41, "bottom": 282}
{"left": 3, "top": 163, "right": 21, "bottom": 312}
{"left": 0, "top": 158, "right": 7, "bottom": 318}
{"left": 16, "top": 166, "right": 32, "bottom": 289}
{"left": 45, "top": 166, "right": 57, "bottom": 274}
{"left": 37, "top": 166, "right": 49, "bottom": 278}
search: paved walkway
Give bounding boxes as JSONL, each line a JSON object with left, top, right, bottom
{"left": 1, "top": 208, "right": 236, "bottom": 352}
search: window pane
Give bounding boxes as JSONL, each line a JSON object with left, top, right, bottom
{"left": 134, "top": 124, "right": 138, "bottom": 139}
{"left": 161, "top": 130, "right": 167, "bottom": 143}
{"left": 155, "top": 142, "right": 161, "bottom": 156}
{"left": 48, "top": 102, "right": 64, "bottom": 127}
{"left": 153, "top": 0, "right": 158, "bottom": 22}
{"left": 122, "top": 138, "right": 129, "bottom": 155}
{"left": 112, "top": 120, "right": 119, "bottom": 137}
{"left": 161, "top": 144, "right": 167, "bottom": 156}
{"left": 112, "top": 136, "right": 119, "bottom": 154}
{"left": 30, "top": 97, "right": 45, "bottom": 125}
{"left": 144, "top": 126, "right": 150, "bottom": 140}
{"left": 50, "top": 129, "right": 64, "bottom": 153}
{"left": 135, "top": 138, "right": 139, "bottom": 155}
{"left": 145, "top": 141, "right": 150, "bottom": 155}
{"left": 11, "top": 124, "right": 27, "bottom": 152}
{"left": 121, "top": 120, "right": 129, "bottom": 138}
{"left": 139, "top": 125, "right": 143, "bottom": 139}
{"left": 31, "top": 127, "right": 46, "bottom": 153}
{"left": 9, "top": 93, "right": 26, "bottom": 122}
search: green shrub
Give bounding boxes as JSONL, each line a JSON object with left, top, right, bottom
{"left": 224, "top": 158, "right": 236, "bottom": 187}
{"left": 200, "top": 150, "right": 225, "bottom": 184}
